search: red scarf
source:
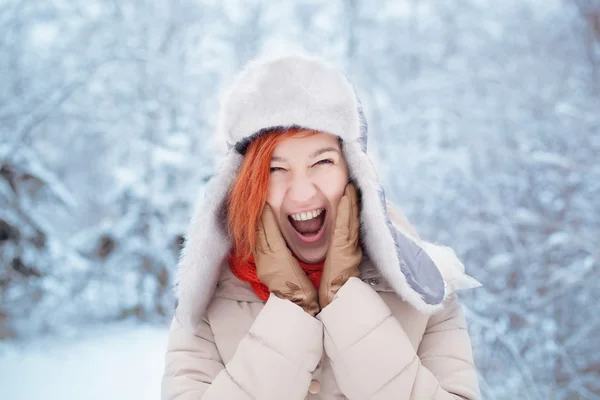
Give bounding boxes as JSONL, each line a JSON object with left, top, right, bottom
{"left": 228, "top": 251, "right": 324, "bottom": 301}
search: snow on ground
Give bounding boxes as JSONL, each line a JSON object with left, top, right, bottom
{"left": 0, "top": 322, "right": 169, "bottom": 400}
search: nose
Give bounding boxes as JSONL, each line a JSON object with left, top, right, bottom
{"left": 287, "top": 177, "right": 318, "bottom": 205}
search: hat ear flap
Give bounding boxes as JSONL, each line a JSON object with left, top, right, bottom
{"left": 174, "top": 150, "right": 243, "bottom": 332}
{"left": 342, "top": 141, "right": 448, "bottom": 314}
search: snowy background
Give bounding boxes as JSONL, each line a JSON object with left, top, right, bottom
{"left": 1, "top": 0, "right": 599, "bottom": 399}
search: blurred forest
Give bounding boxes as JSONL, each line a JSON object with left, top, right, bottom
{"left": 1, "top": 0, "right": 599, "bottom": 398}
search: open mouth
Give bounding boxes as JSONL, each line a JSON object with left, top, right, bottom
{"left": 288, "top": 208, "right": 327, "bottom": 238}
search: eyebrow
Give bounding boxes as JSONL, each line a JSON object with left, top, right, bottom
{"left": 271, "top": 147, "right": 340, "bottom": 162}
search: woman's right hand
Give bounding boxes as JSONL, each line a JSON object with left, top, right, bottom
{"left": 253, "top": 204, "right": 320, "bottom": 316}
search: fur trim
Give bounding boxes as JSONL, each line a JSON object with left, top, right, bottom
{"left": 216, "top": 53, "right": 362, "bottom": 150}
{"left": 174, "top": 151, "right": 243, "bottom": 330}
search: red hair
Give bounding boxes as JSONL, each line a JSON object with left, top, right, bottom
{"left": 227, "top": 127, "right": 320, "bottom": 262}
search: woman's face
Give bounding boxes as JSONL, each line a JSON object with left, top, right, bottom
{"left": 267, "top": 131, "right": 349, "bottom": 263}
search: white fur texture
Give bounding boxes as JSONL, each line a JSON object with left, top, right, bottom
{"left": 174, "top": 150, "right": 243, "bottom": 330}
{"left": 217, "top": 53, "right": 361, "bottom": 149}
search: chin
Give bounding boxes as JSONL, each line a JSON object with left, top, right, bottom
{"left": 295, "top": 247, "right": 327, "bottom": 264}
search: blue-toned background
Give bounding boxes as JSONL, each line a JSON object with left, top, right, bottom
{"left": 1, "top": 0, "right": 599, "bottom": 399}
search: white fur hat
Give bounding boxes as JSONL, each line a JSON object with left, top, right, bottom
{"left": 175, "top": 53, "right": 481, "bottom": 331}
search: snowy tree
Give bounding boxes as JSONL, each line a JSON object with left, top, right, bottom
{"left": 0, "top": 144, "right": 85, "bottom": 338}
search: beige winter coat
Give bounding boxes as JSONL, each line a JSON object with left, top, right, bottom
{"left": 161, "top": 255, "right": 482, "bottom": 399}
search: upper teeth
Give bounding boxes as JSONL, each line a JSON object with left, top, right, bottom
{"left": 290, "top": 208, "right": 324, "bottom": 221}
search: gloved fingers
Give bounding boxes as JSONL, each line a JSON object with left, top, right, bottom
{"left": 334, "top": 189, "right": 351, "bottom": 241}
{"left": 260, "top": 203, "right": 287, "bottom": 252}
{"left": 347, "top": 184, "right": 360, "bottom": 243}
{"left": 255, "top": 205, "right": 272, "bottom": 253}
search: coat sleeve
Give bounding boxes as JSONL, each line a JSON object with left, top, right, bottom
{"left": 316, "top": 277, "right": 481, "bottom": 400}
{"left": 161, "top": 293, "right": 324, "bottom": 400}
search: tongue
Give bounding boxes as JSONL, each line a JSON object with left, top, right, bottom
{"left": 290, "top": 213, "right": 324, "bottom": 235}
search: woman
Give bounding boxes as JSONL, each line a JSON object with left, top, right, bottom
{"left": 162, "top": 54, "right": 483, "bottom": 399}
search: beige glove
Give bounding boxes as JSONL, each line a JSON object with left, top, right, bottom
{"left": 253, "top": 203, "right": 320, "bottom": 316}
{"left": 319, "top": 183, "right": 363, "bottom": 309}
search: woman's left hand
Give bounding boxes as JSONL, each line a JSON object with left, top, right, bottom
{"left": 319, "top": 183, "right": 363, "bottom": 309}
